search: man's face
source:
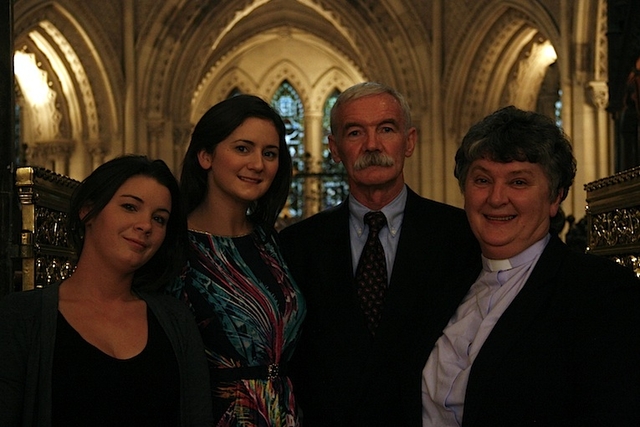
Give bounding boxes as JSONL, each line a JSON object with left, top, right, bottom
{"left": 463, "top": 158, "right": 562, "bottom": 259}
{"left": 328, "top": 93, "right": 416, "bottom": 199}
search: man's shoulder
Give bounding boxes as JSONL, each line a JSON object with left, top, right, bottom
{"left": 406, "top": 188, "right": 465, "bottom": 214}
{"left": 280, "top": 203, "right": 345, "bottom": 238}
{"left": 403, "top": 191, "right": 469, "bottom": 231}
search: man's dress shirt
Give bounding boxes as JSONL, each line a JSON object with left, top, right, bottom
{"left": 348, "top": 186, "right": 407, "bottom": 282}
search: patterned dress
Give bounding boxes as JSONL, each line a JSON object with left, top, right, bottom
{"left": 169, "top": 226, "right": 306, "bottom": 427}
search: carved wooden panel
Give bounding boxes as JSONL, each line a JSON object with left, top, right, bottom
{"left": 585, "top": 166, "right": 640, "bottom": 277}
{"left": 15, "top": 167, "right": 79, "bottom": 290}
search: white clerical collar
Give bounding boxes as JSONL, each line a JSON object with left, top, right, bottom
{"left": 482, "top": 234, "right": 551, "bottom": 272}
{"left": 484, "top": 258, "right": 512, "bottom": 272}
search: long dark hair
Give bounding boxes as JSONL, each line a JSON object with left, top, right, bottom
{"left": 68, "top": 155, "right": 187, "bottom": 291}
{"left": 181, "top": 94, "right": 291, "bottom": 227}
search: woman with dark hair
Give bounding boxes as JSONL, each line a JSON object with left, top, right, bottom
{"left": 0, "top": 155, "right": 213, "bottom": 427}
{"left": 68, "top": 154, "right": 187, "bottom": 291}
{"left": 168, "top": 95, "right": 305, "bottom": 426}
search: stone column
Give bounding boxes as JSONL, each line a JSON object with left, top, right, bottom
{"left": 587, "top": 80, "right": 611, "bottom": 177}
{"left": 123, "top": 0, "right": 137, "bottom": 154}
{"left": 303, "top": 111, "right": 323, "bottom": 217}
{"left": 86, "top": 140, "right": 107, "bottom": 171}
{"left": 147, "top": 118, "right": 164, "bottom": 159}
{"left": 172, "top": 123, "right": 192, "bottom": 174}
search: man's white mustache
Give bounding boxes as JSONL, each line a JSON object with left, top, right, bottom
{"left": 353, "top": 152, "right": 395, "bottom": 171}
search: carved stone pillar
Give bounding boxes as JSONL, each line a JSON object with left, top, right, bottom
{"left": 587, "top": 80, "right": 613, "bottom": 177}
{"left": 147, "top": 118, "right": 164, "bottom": 159}
{"left": 86, "top": 140, "right": 107, "bottom": 171}
{"left": 26, "top": 139, "right": 74, "bottom": 175}
{"left": 587, "top": 81, "right": 609, "bottom": 110}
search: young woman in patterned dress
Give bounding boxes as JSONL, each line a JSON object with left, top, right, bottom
{"left": 169, "top": 95, "right": 306, "bottom": 427}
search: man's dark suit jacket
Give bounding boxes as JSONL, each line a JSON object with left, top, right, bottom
{"left": 279, "top": 187, "right": 481, "bottom": 427}
{"left": 460, "top": 234, "right": 640, "bottom": 426}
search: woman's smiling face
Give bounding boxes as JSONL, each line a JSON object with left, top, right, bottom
{"left": 463, "top": 158, "right": 561, "bottom": 259}
{"left": 81, "top": 175, "right": 171, "bottom": 273}
{"left": 198, "top": 117, "right": 280, "bottom": 210}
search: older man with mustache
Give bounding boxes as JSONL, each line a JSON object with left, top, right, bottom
{"left": 279, "top": 82, "right": 481, "bottom": 427}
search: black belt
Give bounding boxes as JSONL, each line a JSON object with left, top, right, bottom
{"left": 210, "top": 363, "right": 288, "bottom": 382}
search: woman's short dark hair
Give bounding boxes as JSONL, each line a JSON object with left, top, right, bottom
{"left": 180, "top": 94, "right": 291, "bottom": 227}
{"left": 68, "top": 155, "right": 186, "bottom": 291}
{"left": 454, "top": 106, "right": 577, "bottom": 202}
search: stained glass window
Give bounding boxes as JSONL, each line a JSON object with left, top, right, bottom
{"left": 555, "top": 89, "right": 563, "bottom": 128}
{"left": 321, "top": 90, "right": 348, "bottom": 209}
{"left": 271, "top": 81, "right": 306, "bottom": 219}
{"left": 227, "top": 87, "right": 243, "bottom": 98}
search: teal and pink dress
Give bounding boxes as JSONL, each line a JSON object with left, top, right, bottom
{"left": 169, "top": 225, "right": 306, "bottom": 427}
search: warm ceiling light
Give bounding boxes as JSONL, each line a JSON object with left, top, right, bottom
{"left": 541, "top": 41, "right": 557, "bottom": 64}
{"left": 14, "top": 50, "right": 52, "bottom": 106}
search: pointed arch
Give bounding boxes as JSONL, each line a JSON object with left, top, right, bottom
{"left": 261, "top": 61, "right": 311, "bottom": 105}
{"left": 13, "top": 1, "right": 120, "bottom": 177}
{"left": 191, "top": 68, "right": 259, "bottom": 123}
{"left": 442, "top": 1, "right": 561, "bottom": 205}
{"left": 310, "top": 67, "right": 359, "bottom": 112}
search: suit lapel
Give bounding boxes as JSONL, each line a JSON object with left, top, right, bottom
{"left": 376, "top": 189, "right": 480, "bottom": 343}
{"left": 319, "top": 202, "right": 370, "bottom": 330}
{"left": 383, "top": 190, "right": 431, "bottom": 322}
{"left": 324, "top": 201, "right": 354, "bottom": 282}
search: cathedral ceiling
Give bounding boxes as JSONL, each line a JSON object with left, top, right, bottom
{"left": 11, "top": 0, "right": 610, "bottom": 215}
{"left": 134, "top": 0, "right": 431, "bottom": 127}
